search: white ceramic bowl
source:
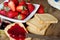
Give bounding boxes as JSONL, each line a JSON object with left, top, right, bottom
{"left": 48, "top": 0, "right": 60, "bottom": 10}
{"left": 0, "top": 0, "right": 40, "bottom": 23}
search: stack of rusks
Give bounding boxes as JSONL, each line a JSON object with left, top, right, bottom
{"left": 26, "top": 13, "right": 58, "bottom": 35}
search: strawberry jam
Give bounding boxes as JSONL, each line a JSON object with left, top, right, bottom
{"left": 7, "top": 24, "right": 27, "bottom": 40}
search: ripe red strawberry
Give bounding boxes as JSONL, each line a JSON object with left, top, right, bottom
{"left": 8, "top": 1, "right": 15, "bottom": 11}
{"left": 18, "top": 14, "right": 26, "bottom": 20}
{"left": 16, "top": 0, "right": 28, "bottom": 12}
{"left": 0, "top": 10, "right": 7, "bottom": 16}
{"left": 7, "top": 11, "right": 18, "bottom": 18}
{"left": 27, "top": 3, "right": 35, "bottom": 13}
{"left": 21, "top": 10, "right": 29, "bottom": 16}
{"left": 12, "top": 0, "right": 19, "bottom": 6}
{"left": 37, "top": 5, "right": 44, "bottom": 13}
{"left": 19, "top": 0, "right": 27, "bottom": 6}
{"left": 16, "top": 6, "right": 23, "bottom": 12}
{"left": 4, "top": 2, "right": 8, "bottom": 7}
{"left": 16, "top": 5, "right": 27, "bottom": 12}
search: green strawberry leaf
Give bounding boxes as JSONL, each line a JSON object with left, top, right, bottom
{"left": 4, "top": 7, "right": 10, "bottom": 12}
{"left": 17, "top": 15, "right": 22, "bottom": 20}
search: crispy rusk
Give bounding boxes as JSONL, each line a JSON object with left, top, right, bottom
{"left": 35, "top": 14, "right": 58, "bottom": 24}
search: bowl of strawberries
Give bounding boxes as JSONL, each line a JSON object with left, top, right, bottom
{"left": 0, "top": 0, "right": 40, "bottom": 23}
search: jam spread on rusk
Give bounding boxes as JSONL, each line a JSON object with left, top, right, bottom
{"left": 7, "top": 24, "right": 27, "bottom": 40}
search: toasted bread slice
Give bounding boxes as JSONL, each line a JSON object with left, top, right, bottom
{"left": 35, "top": 14, "right": 58, "bottom": 23}
{"left": 27, "top": 25, "right": 40, "bottom": 35}
{"left": 27, "top": 17, "right": 50, "bottom": 30}
{"left": 4, "top": 23, "right": 31, "bottom": 40}
{"left": 27, "top": 23, "right": 50, "bottom": 35}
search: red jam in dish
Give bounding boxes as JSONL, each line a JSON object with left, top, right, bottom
{"left": 7, "top": 24, "right": 27, "bottom": 40}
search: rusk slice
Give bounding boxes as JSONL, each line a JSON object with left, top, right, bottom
{"left": 27, "top": 17, "right": 50, "bottom": 30}
{"left": 35, "top": 14, "right": 58, "bottom": 23}
{"left": 4, "top": 23, "right": 31, "bottom": 40}
{"left": 27, "top": 23, "right": 50, "bottom": 35}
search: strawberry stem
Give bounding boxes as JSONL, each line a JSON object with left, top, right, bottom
{"left": 23, "top": 6, "right": 27, "bottom": 10}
